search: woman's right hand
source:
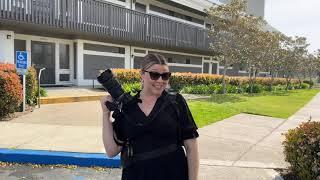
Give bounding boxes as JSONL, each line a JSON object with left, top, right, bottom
{"left": 100, "top": 95, "right": 113, "bottom": 114}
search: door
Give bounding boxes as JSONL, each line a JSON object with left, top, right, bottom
{"left": 31, "top": 41, "right": 55, "bottom": 84}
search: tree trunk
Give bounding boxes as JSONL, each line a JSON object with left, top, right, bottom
{"left": 222, "top": 66, "right": 227, "bottom": 94}
{"left": 269, "top": 71, "right": 275, "bottom": 91}
{"left": 309, "top": 74, "right": 312, "bottom": 89}
{"left": 297, "top": 73, "right": 302, "bottom": 88}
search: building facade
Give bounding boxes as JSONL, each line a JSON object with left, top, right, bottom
{"left": 0, "top": 0, "right": 264, "bottom": 86}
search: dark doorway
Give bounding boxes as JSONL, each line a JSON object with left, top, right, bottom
{"left": 31, "top": 41, "right": 55, "bottom": 84}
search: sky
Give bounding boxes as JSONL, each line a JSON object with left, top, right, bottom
{"left": 265, "top": 0, "right": 320, "bottom": 53}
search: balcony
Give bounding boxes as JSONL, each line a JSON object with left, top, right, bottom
{"left": 0, "top": 0, "right": 211, "bottom": 53}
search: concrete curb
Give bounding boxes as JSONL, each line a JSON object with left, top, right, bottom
{"left": 0, "top": 148, "right": 121, "bottom": 168}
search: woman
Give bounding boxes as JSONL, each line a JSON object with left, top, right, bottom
{"left": 100, "top": 53, "right": 199, "bottom": 180}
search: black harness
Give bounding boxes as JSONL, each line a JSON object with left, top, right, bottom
{"left": 115, "top": 93, "right": 183, "bottom": 168}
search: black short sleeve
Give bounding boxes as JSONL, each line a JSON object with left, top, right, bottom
{"left": 176, "top": 93, "right": 199, "bottom": 140}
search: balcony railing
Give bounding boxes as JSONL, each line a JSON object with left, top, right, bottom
{"left": 0, "top": 0, "right": 211, "bottom": 51}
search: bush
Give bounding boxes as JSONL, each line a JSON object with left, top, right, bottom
{"left": 300, "top": 83, "right": 310, "bottom": 89}
{"left": 226, "top": 85, "right": 238, "bottom": 94}
{"left": 181, "top": 84, "right": 216, "bottom": 94}
{"left": 26, "top": 66, "right": 38, "bottom": 105}
{"left": 0, "top": 63, "right": 23, "bottom": 119}
{"left": 36, "top": 87, "right": 47, "bottom": 97}
{"left": 283, "top": 121, "right": 320, "bottom": 180}
{"left": 245, "top": 84, "right": 263, "bottom": 93}
{"left": 303, "top": 80, "right": 314, "bottom": 88}
{"left": 122, "top": 82, "right": 141, "bottom": 95}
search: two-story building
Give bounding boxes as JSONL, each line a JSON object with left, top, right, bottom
{"left": 0, "top": 0, "right": 265, "bottom": 86}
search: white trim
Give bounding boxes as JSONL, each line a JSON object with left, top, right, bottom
{"left": 81, "top": 39, "right": 128, "bottom": 48}
{"left": 149, "top": 10, "right": 204, "bottom": 28}
{"left": 55, "top": 43, "right": 59, "bottom": 85}
{"left": 76, "top": 40, "right": 84, "bottom": 86}
{"left": 133, "top": 52, "right": 147, "bottom": 57}
{"left": 219, "top": 66, "right": 233, "bottom": 70}
{"left": 168, "top": 63, "right": 202, "bottom": 68}
{"left": 131, "top": 46, "right": 204, "bottom": 58}
{"left": 239, "top": 70, "right": 247, "bottom": 73}
{"left": 15, "top": 34, "right": 73, "bottom": 44}
{"left": 103, "top": 0, "right": 126, "bottom": 7}
{"left": 125, "top": 46, "right": 131, "bottom": 69}
{"left": 26, "top": 39, "right": 31, "bottom": 68}
{"left": 83, "top": 50, "right": 126, "bottom": 57}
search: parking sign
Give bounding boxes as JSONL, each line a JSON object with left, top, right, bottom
{"left": 16, "top": 51, "right": 28, "bottom": 75}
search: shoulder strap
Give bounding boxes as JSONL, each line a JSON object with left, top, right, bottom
{"left": 166, "top": 93, "right": 183, "bottom": 145}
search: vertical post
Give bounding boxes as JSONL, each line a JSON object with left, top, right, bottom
{"left": 22, "top": 75, "right": 26, "bottom": 112}
{"left": 38, "top": 68, "right": 45, "bottom": 108}
{"left": 61, "top": 0, "right": 66, "bottom": 28}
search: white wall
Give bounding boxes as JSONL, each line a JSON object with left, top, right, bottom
{"left": 0, "top": 30, "right": 14, "bottom": 64}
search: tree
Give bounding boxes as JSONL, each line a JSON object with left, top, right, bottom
{"left": 206, "top": 0, "right": 264, "bottom": 94}
{"left": 278, "top": 36, "right": 309, "bottom": 90}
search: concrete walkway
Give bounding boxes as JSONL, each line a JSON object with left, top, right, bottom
{"left": 0, "top": 91, "right": 319, "bottom": 179}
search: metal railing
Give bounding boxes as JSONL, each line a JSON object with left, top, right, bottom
{"left": 0, "top": 0, "right": 211, "bottom": 51}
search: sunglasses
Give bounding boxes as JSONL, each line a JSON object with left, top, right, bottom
{"left": 143, "top": 70, "right": 171, "bottom": 80}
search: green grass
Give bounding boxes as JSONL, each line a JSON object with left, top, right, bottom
{"left": 188, "top": 89, "right": 320, "bottom": 128}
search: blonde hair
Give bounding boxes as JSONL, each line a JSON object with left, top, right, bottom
{"left": 141, "top": 53, "right": 168, "bottom": 72}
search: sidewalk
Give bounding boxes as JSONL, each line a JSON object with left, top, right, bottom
{"left": 0, "top": 91, "right": 319, "bottom": 179}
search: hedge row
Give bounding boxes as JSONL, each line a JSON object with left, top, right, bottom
{"left": 112, "top": 69, "right": 300, "bottom": 91}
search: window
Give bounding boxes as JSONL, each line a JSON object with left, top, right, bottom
{"left": 186, "top": 59, "right": 190, "bottom": 64}
{"left": 135, "top": 3, "right": 146, "bottom": 13}
{"left": 167, "top": 57, "right": 173, "bottom": 63}
{"left": 134, "top": 49, "right": 146, "bottom": 54}
{"left": 185, "top": 16, "right": 192, "bottom": 21}
{"left": 84, "top": 43, "right": 125, "bottom": 54}
{"left": 205, "top": 23, "right": 212, "bottom": 30}
{"left": 59, "top": 44, "right": 70, "bottom": 69}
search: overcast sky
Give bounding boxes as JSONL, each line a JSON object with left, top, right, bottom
{"left": 265, "top": 0, "right": 320, "bottom": 53}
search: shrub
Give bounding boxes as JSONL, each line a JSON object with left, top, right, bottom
{"left": 245, "top": 84, "right": 263, "bottom": 93}
{"left": 26, "top": 66, "right": 38, "bottom": 105}
{"left": 300, "top": 83, "right": 310, "bottom": 89}
{"left": 36, "top": 87, "right": 47, "bottom": 97}
{"left": 181, "top": 84, "right": 216, "bottom": 94}
{"left": 122, "top": 82, "right": 141, "bottom": 95}
{"left": 303, "top": 80, "right": 314, "bottom": 88}
{"left": 283, "top": 121, "right": 320, "bottom": 180}
{"left": 226, "top": 85, "right": 238, "bottom": 94}
{"left": 0, "top": 63, "right": 23, "bottom": 119}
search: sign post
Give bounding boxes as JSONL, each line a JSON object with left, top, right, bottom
{"left": 16, "top": 51, "right": 28, "bottom": 112}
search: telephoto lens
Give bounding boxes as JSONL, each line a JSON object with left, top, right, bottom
{"left": 97, "top": 69, "right": 124, "bottom": 101}
{"left": 97, "top": 69, "right": 134, "bottom": 112}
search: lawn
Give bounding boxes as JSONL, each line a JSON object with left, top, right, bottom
{"left": 188, "top": 89, "right": 320, "bottom": 128}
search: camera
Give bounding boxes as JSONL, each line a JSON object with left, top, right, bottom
{"left": 97, "top": 69, "right": 134, "bottom": 112}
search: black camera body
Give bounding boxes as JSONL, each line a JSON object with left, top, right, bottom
{"left": 97, "top": 69, "right": 134, "bottom": 113}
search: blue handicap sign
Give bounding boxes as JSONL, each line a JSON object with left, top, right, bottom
{"left": 16, "top": 51, "right": 28, "bottom": 75}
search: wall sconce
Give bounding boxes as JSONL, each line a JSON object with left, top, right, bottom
{"left": 6, "top": 34, "right": 12, "bottom": 39}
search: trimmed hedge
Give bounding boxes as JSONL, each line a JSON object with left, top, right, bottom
{"left": 283, "top": 121, "right": 320, "bottom": 180}
{"left": 112, "top": 69, "right": 301, "bottom": 93}
{"left": 0, "top": 63, "right": 23, "bottom": 119}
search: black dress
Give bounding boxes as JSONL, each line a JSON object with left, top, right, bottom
{"left": 113, "top": 90, "right": 199, "bottom": 180}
